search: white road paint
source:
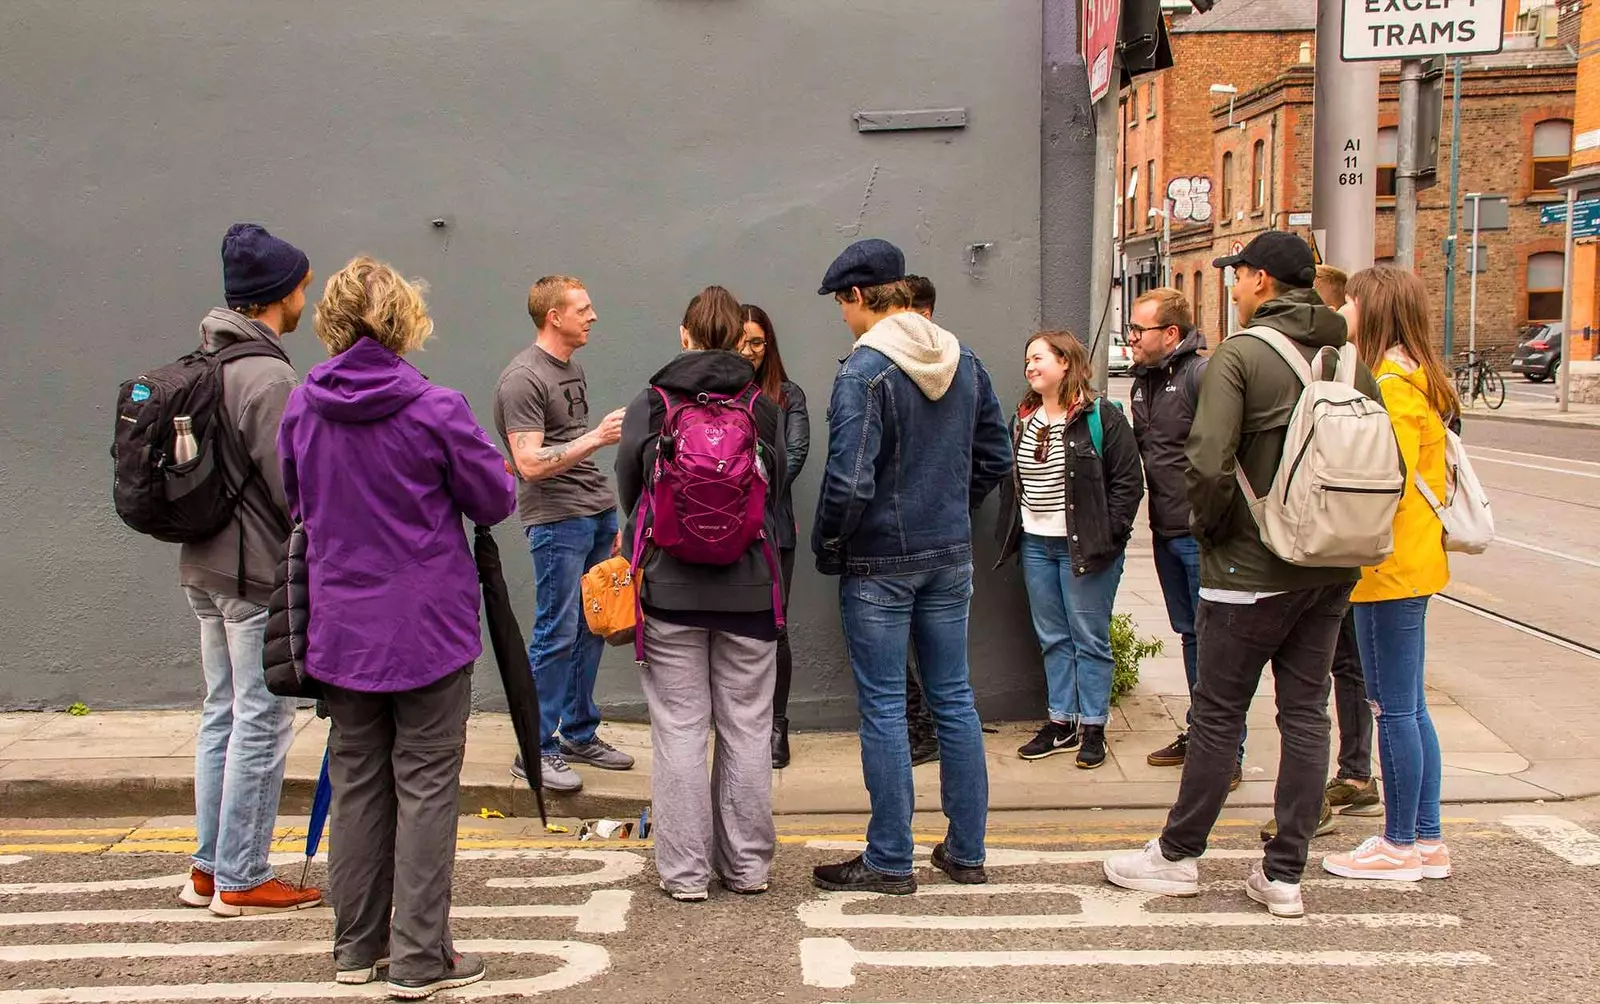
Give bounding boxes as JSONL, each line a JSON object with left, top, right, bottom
{"left": 0, "top": 939, "right": 609, "bottom": 1003}
{"left": 799, "top": 937, "right": 1494, "bottom": 988}
{"left": 0, "top": 890, "right": 633, "bottom": 934}
{"left": 797, "top": 882, "right": 1450, "bottom": 932}
{"left": 803, "top": 841, "right": 1262, "bottom": 866}
{"left": 1502, "top": 815, "right": 1600, "bottom": 866}
{"left": 1466, "top": 453, "right": 1600, "bottom": 480}
{"left": 0, "top": 856, "right": 27, "bottom": 867}
{"left": 0, "top": 850, "right": 646, "bottom": 897}
{"left": 1491, "top": 536, "right": 1600, "bottom": 571}
{"left": 1436, "top": 595, "right": 1600, "bottom": 661}
{"left": 1468, "top": 446, "right": 1600, "bottom": 469}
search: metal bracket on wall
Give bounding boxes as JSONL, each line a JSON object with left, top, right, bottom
{"left": 967, "top": 242, "right": 994, "bottom": 279}
{"left": 854, "top": 108, "right": 967, "bottom": 133}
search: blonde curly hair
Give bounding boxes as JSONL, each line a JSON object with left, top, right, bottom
{"left": 314, "top": 255, "right": 434, "bottom": 357}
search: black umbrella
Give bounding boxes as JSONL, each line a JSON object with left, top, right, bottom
{"left": 473, "top": 525, "right": 548, "bottom": 827}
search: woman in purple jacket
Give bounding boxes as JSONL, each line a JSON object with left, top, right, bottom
{"left": 278, "top": 256, "right": 515, "bottom": 999}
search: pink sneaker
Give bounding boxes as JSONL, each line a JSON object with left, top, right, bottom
{"left": 1322, "top": 836, "right": 1423, "bottom": 882}
{"left": 1416, "top": 840, "right": 1452, "bottom": 879}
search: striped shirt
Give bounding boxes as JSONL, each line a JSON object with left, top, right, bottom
{"left": 1017, "top": 410, "right": 1070, "bottom": 537}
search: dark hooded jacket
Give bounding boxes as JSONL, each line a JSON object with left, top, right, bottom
{"left": 1130, "top": 328, "right": 1208, "bottom": 537}
{"left": 616, "top": 350, "right": 785, "bottom": 637}
{"left": 1185, "top": 288, "right": 1383, "bottom": 593}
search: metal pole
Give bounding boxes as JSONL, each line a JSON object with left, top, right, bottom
{"left": 1560, "top": 186, "right": 1576, "bottom": 413}
{"left": 1088, "top": 54, "right": 1121, "bottom": 392}
{"left": 1162, "top": 202, "right": 1172, "bottom": 286}
{"left": 1442, "top": 57, "right": 1462, "bottom": 359}
{"left": 1394, "top": 59, "right": 1424, "bottom": 268}
{"left": 1468, "top": 194, "right": 1481, "bottom": 361}
{"left": 1312, "top": 0, "right": 1379, "bottom": 271}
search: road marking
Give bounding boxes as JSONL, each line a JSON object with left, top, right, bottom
{"left": 1491, "top": 536, "right": 1600, "bottom": 570}
{"left": 0, "top": 939, "right": 608, "bottom": 1003}
{"left": 483, "top": 850, "right": 645, "bottom": 888}
{"left": 1502, "top": 815, "right": 1600, "bottom": 866}
{"left": 1469, "top": 446, "right": 1600, "bottom": 469}
{"left": 804, "top": 841, "right": 1263, "bottom": 866}
{"left": 799, "top": 938, "right": 1494, "bottom": 988}
{"left": 0, "top": 828, "right": 136, "bottom": 838}
{"left": 1467, "top": 453, "right": 1600, "bottom": 479}
{"left": 797, "top": 882, "right": 1448, "bottom": 932}
{"left": 0, "top": 890, "right": 633, "bottom": 934}
{"left": 0, "top": 856, "right": 27, "bottom": 867}
{"left": 1436, "top": 595, "right": 1600, "bottom": 661}
{"left": 0, "top": 843, "right": 117, "bottom": 854}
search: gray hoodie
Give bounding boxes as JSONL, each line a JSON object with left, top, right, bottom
{"left": 178, "top": 308, "right": 299, "bottom": 605}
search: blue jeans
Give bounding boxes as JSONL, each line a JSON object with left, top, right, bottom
{"left": 1020, "top": 534, "right": 1123, "bottom": 726}
{"left": 1153, "top": 533, "right": 1246, "bottom": 759}
{"left": 840, "top": 563, "right": 988, "bottom": 877}
{"left": 1353, "top": 597, "right": 1441, "bottom": 846}
{"left": 527, "top": 509, "right": 618, "bottom": 755}
{"left": 185, "top": 586, "right": 296, "bottom": 891}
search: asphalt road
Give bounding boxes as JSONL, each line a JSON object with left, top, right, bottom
{"left": 2, "top": 805, "right": 1598, "bottom": 1003}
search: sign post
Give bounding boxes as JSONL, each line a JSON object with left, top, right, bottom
{"left": 1083, "top": 0, "right": 1124, "bottom": 103}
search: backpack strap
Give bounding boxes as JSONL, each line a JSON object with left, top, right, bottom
{"left": 1087, "top": 398, "right": 1104, "bottom": 456}
{"left": 1375, "top": 372, "right": 1450, "bottom": 516}
{"left": 1234, "top": 326, "right": 1315, "bottom": 387}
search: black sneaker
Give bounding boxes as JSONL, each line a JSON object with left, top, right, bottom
{"left": 931, "top": 842, "right": 987, "bottom": 884}
{"left": 1146, "top": 732, "right": 1189, "bottom": 767}
{"left": 1229, "top": 762, "right": 1243, "bottom": 792}
{"left": 1018, "top": 720, "right": 1079, "bottom": 760}
{"left": 1075, "top": 724, "right": 1108, "bottom": 770}
{"left": 909, "top": 731, "right": 941, "bottom": 766}
{"left": 387, "top": 953, "right": 486, "bottom": 1000}
{"left": 812, "top": 855, "right": 917, "bottom": 895}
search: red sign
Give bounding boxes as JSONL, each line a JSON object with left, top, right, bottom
{"left": 1083, "top": 0, "right": 1124, "bottom": 103}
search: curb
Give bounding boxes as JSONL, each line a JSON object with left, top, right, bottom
{"left": 1462, "top": 410, "right": 1600, "bottom": 430}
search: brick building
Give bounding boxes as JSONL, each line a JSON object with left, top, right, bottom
{"left": 1120, "top": 0, "right": 1578, "bottom": 360}
{"left": 1553, "top": 0, "right": 1600, "bottom": 376}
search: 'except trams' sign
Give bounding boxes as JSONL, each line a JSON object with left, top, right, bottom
{"left": 1341, "top": 0, "right": 1505, "bottom": 60}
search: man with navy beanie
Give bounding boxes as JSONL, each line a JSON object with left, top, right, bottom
{"left": 809, "top": 238, "right": 1012, "bottom": 895}
{"left": 176, "top": 223, "right": 321, "bottom": 916}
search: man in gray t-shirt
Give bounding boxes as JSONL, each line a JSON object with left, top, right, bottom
{"left": 493, "top": 275, "right": 632, "bottom": 792}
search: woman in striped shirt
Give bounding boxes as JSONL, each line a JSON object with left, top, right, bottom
{"left": 996, "top": 332, "right": 1145, "bottom": 769}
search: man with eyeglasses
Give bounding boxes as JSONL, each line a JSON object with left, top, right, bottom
{"left": 1123, "top": 289, "right": 1243, "bottom": 789}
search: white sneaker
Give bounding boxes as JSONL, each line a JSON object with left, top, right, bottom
{"left": 659, "top": 880, "right": 708, "bottom": 902}
{"left": 1244, "top": 863, "right": 1304, "bottom": 918}
{"left": 1102, "top": 839, "right": 1199, "bottom": 896}
{"left": 1322, "top": 836, "right": 1424, "bottom": 882}
{"left": 1416, "top": 840, "right": 1453, "bottom": 879}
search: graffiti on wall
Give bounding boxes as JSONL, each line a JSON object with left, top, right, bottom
{"left": 1166, "top": 177, "right": 1213, "bottom": 223}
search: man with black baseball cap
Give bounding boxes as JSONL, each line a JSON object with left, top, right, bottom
{"left": 810, "top": 238, "right": 1012, "bottom": 896}
{"left": 1104, "top": 230, "right": 1382, "bottom": 920}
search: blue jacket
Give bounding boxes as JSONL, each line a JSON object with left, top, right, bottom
{"left": 811, "top": 312, "right": 1013, "bottom": 576}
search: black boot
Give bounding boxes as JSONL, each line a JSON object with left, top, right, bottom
{"left": 1075, "top": 724, "right": 1108, "bottom": 770}
{"left": 771, "top": 716, "right": 791, "bottom": 769}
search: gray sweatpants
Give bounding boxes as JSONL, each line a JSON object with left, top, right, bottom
{"left": 640, "top": 618, "right": 777, "bottom": 893}
{"left": 323, "top": 667, "right": 471, "bottom": 982}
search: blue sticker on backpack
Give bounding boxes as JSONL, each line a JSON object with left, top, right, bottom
{"left": 130, "top": 384, "right": 151, "bottom": 403}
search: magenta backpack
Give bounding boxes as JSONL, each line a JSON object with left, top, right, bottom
{"left": 630, "top": 383, "right": 785, "bottom": 662}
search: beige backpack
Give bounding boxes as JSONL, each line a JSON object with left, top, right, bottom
{"left": 1233, "top": 327, "right": 1404, "bottom": 568}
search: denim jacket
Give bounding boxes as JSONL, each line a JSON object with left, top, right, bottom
{"left": 811, "top": 316, "right": 1012, "bottom": 577}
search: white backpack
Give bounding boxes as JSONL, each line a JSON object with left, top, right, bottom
{"left": 1233, "top": 327, "right": 1405, "bottom": 568}
{"left": 1377, "top": 375, "right": 1495, "bottom": 554}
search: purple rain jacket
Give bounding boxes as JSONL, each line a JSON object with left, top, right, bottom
{"left": 278, "top": 337, "right": 516, "bottom": 693}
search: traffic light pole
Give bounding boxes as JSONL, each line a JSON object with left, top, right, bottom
{"left": 1442, "top": 57, "right": 1462, "bottom": 360}
{"left": 1088, "top": 49, "right": 1121, "bottom": 392}
{"left": 1394, "top": 59, "right": 1424, "bottom": 267}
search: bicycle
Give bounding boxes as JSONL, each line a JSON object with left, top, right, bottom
{"left": 1453, "top": 350, "right": 1504, "bottom": 410}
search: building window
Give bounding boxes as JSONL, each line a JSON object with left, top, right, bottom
{"left": 1194, "top": 271, "right": 1204, "bottom": 329}
{"left": 1147, "top": 83, "right": 1157, "bottom": 120}
{"left": 1251, "top": 140, "right": 1266, "bottom": 211}
{"left": 1532, "top": 119, "right": 1573, "bottom": 194}
{"left": 1127, "top": 168, "right": 1139, "bottom": 232}
{"left": 1147, "top": 160, "right": 1156, "bottom": 228}
{"left": 1377, "top": 127, "right": 1398, "bottom": 199}
{"left": 1527, "top": 252, "right": 1565, "bottom": 320}
{"left": 1127, "top": 95, "right": 1137, "bottom": 130}
{"left": 1175, "top": 272, "right": 1185, "bottom": 294}
{"left": 1221, "top": 152, "right": 1235, "bottom": 219}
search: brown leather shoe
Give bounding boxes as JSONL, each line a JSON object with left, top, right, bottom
{"left": 179, "top": 867, "right": 214, "bottom": 908}
{"left": 210, "top": 877, "right": 322, "bottom": 917}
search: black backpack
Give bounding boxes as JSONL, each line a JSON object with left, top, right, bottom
{"left": 111, "top": 339, "right": 290, "bottom": 549}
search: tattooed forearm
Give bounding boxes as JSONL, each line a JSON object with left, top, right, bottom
{"left": 534, "top": 445, "right": 568, "bottom": 463}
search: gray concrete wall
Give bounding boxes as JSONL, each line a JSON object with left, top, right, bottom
{"left": 1, "top": 0, "right": 1089, "bottom": 728}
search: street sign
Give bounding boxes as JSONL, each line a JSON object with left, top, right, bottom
{"left": 1541, "top": 198, "right": 1600, "bottom": 238}
{"left": 1340, "top": 0, "right": 1504, "bottom": 62}
{"left": 1465, "top": 194, "right": 1509, "bottom": 231}
{"left": 1288, "top": 212, "right": 1313, "bottom": 227}
{"left": 1083, "top": 0, "right": 1124, "bottom": 103}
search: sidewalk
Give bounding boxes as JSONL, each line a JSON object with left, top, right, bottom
{"left": 4, "top": 542, "right": 1589, "bottom": 819}
{"left": 1460, "top": 387, "right": 1600, "bottom": 428}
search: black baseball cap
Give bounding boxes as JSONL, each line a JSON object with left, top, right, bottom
{"left": 1213, "top": 231, "right": 1317, "bottom": 289}
{"left": 818, "top": 238, "right": 907, "bottom": 295}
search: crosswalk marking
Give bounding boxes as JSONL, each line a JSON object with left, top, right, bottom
{"left": 799, "top": 938, "right": 1495, "bottom": 988}
{"left": 798, "top": 881, "right": 1454, "bottom": 931}
{"left": 483, "top": 850, "right": 645, "bottom": 888}
{"left": 1502, "top": 815, "right": 1600, "bottom": 866}
{"left": 0, "top": 856, "right": 27, "bottom": 867}
{"left": 0, "top": 940, "right": 609, "bottom": 1003}
{"left": 804, "top": 840, "right": 1262, "bottom": 866}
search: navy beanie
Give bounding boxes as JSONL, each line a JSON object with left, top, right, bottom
{"left": 221, "top": 223, "right": 310, "bottom": 308}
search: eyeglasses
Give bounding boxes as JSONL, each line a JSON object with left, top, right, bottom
{"left": 1125, "top": 323, "right": 1174, "bottom": 341}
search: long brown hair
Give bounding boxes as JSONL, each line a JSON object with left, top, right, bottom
{"left": 681, "top": 285, "right": 744, "bottom": 352}
{"left": 740, "top": 304, "right": 790, "bottom": 408}
{"left": 1345, "top": 267, "right": 1458, "bottom": 420}
{"left": 1020, "top": 331, "right": 1094, "bottom": 413}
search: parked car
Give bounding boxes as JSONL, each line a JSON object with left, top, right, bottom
{"left": 1108, "top": 332, "right": 1134, "bottom": 376}
{"left": 1510, "top": 322, "right": 1563, "bottom": 382}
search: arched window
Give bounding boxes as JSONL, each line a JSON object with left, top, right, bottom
{"left": 1532, "top": 120, "right": 1572, "bottom": 194}
{"left": 1377, "top": 127, "right": 1398, "bottom": 199}
{"left": 1221, "top": 153, "right": 1235, "bottom": 218}
{"left": 1251, "top": 140, "right": 1266, "bottom": 211}
{"left": 1527, "top": 252, "right": 1565, "bottom": 321}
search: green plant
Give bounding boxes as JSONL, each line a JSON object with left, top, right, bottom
{"left": 66, "top": 702, "right": 90, "bottom": 717}
{"left": 1109, "top": 613, "right": 1163, "bottom": 705}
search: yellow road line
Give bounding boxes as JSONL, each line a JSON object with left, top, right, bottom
{"left": 0, "top": 828, "right": 134, "bottom": 839}
{"left": 0, "top": 844, "right": 116, "bottom": 854}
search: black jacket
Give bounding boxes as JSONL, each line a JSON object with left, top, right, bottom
{"left": 1130, "top": 329, "right": 1208, "bottom": 537}
{"left": 996, "top": 396, "right": 1145, "bottom": 576}
{"left": 774, "top": 380, "right": 810, "bottom": 551}
{"left": 615, "top": 350, "right": 786, "bottom": 619}
{"left": 263, "top": 523, "right": 315, "bottom": 698}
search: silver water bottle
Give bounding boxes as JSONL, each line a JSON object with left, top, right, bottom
{"left": 172, "top": 415, "right": 199, "bottom": 465}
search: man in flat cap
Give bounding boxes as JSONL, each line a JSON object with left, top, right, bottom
{"left": 809, "top": 238, "right": 1012, "bottom": 895}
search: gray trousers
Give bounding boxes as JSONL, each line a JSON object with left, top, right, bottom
{"left": 324, "top": 667, "right": 471, "bottom": 981}
{"left": 640, "top": 618, "right": 777, "bottom": 893}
